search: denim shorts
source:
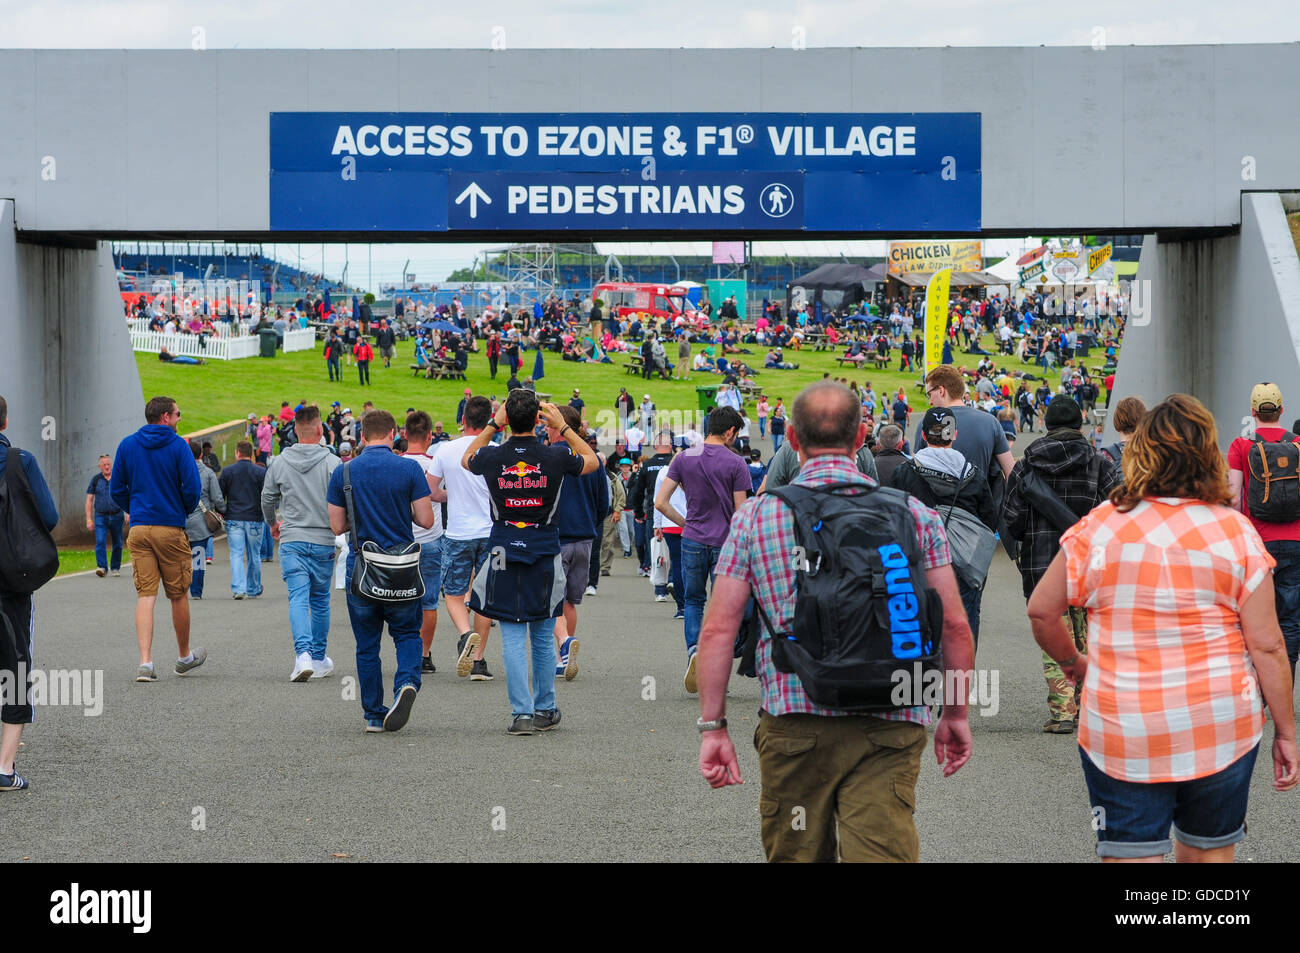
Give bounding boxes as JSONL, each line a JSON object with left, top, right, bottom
{"left": 1080, "top": 744, "right": 1259, "bottom": 858}
{"left": 441, "top": 536, "right": 491, "bottom": 598}
{"left": 419, "top": 539, "right": 444, "bottom": 611}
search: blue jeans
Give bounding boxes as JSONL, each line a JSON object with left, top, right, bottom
{"left": 663, "top": 531, "right": 684, "bottom": 612}
{"left": 206, "top": 537, "right": 214, "bottom": 561}
{"left": 958, "top": 577, "right": 982, "bottom": 650}
{"left": 771, "top": 432, "right": 784, "bottom": 453}
{"left": 499, "top": 618, "right": 557, "bottom": 717}
{"left": 94, "top": 512, "right": 125, "bottom": 571}
{"left": 227, "top": 520, "right": 264, "bottom": 596}
{"left": 419, "top": 539, "right": 444, "bottom": 611}
{"left": 681, "top": 537, "right": 722, "bottom": 653}
{"left": 634, "top": 518, "right": 648, "bottom": 570}
{"left": 261, "top": 521, "right": 276, "bottom": 561}
{"left": 1081, "top": 744, "right": 1258, "bottom": 859}
{"left": 280, "top": 541, "right": 335, "bottom": 660}
{"left": 758, "top": 417, "right": 767, "bottom": 438}
{"left": 1265, "top": 540, "right": 1300, "bottom": 674}
{"left": 189, "top": 538, "right": 209, "bottom": 597}
{"left": 345, "top": 579, "right": 423, "bottom": 722}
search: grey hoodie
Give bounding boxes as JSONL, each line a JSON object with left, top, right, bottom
{"left": 186, "top": 461, "right": 226, "bottom": 542}
{"left": 261, "top": 442, "right": 341, "bottom": 546}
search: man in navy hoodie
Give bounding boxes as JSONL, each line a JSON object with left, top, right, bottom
{"left": 549, "top": 405, "right": 608, "bottom": 682}
{"left": 111, "top": 396, "right": 205, "bottom": 682}
{"left": 0, "top": 395, "right": 60, "bottom": 792}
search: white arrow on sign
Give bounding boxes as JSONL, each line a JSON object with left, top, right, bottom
{"left": 455, "top": 182, "right": 491, "bottom": 219}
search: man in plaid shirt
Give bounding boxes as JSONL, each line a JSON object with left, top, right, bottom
{"left": 696, "top": 381, "right": 975, "bottom": 862}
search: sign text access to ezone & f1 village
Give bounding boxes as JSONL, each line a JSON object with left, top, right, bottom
{"left": 270, "top": 113, "right": 980, "bottom": 233}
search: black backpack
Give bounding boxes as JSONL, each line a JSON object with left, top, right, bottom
{"left": 752, "top": 483, "right": 944, "bottom": 711}
{"left": 0, "top": 446, "right": 59, "bottom": 594}
{"left": 1246, "top": 431, "right": 1300, "bottom": 523}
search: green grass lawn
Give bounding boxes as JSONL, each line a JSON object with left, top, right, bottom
{"left": 136, "top": 333, "right": 1088, "bottom": 437}
{"left": 58, "top": 548, "right": 131, "bottom": 577}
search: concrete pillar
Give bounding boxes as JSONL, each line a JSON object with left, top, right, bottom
{"left": 0, "top": 200, "right": 144, "bottom": 540}
{"left": 1107, "top": 192, "right": 1300, "bottom": 448}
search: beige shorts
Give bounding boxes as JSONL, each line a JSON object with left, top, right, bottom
{"left": 127, "top": 525, "right": 193, "bottom": 599}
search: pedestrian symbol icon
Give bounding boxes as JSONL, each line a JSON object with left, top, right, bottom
{"left": 760, "top": 183, "right": 793, "bottom": 218}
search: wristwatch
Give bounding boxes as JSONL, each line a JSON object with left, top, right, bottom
{"left": 485, "top": 420, "right": 499, "bottom": 431}
{"left": 697, "top": 717, "right": 728, "bottom": 732}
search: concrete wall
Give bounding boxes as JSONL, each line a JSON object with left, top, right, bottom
{"left": 0, "top": 200, "right": 145, "bottom": 540}
{"left": 1, "top": 45, "right": 1299, "bottom": 235}
{"left": 1106, "top": 192, "right": 1300, "bottom": 448}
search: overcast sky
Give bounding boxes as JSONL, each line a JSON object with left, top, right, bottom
{"left": 16, "top": 0, "right": 1293, "bottom": 286}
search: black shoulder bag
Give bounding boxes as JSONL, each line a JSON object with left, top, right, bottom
{"left": 342, "top": 461, "right": 424, "bottom": 604}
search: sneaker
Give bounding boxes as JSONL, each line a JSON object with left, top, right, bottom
{"left": 290, "top": 652, "right": 314, "bottom": 682}
{"left": 655, "top": 594, "right": 668, "bottom": 603}
{"left": 684, "top": 649, "right": 699, "bottom": 694}
{"left": 364, "top": 719, "right": 385, "bottom": 733}
{"left": 534, "top": 708, "right": 562, "bottom": 732}
{"left": 469, "top": 659, "right": 494, "bottom": 681}
{"left": 673, "top": 610, "right": 685, "bottom": 620}
{"left": 600, "top": 569, "right": 610, "bottom": 576}
{"left": 456, "top": 631, "right": 479, "bottom": 678}
{"left": 421, "top": 654, "right": 436, "bottom": 674}
{"left": 311, "top": 656, "right": 334, "bottom": 679}
{"left": 205, "top": 558, "right": 212, "bottom": 565}
{"left": 584, "top": 585, "right": 597, "bottom": 596}
{"left": 562, "top": 637, "right": 580, "bottom": 681}
{"left": 622, "top": 550, "right": 631, "bottom": 558}
{"left": 111, "top": 570, "right": 122, "bottom": 577}
{"left": 0, "top": 771, "right": 29, "bottom": 791}
{"left": 507, "top": 714, "right": 535, "bottom": 736}
{"left": 384, "top": 684, "right": 418, "bottom": 732}
{"left": 1042, "top": 719, "right": 1076, "bottom": 734}
{"left": 135, "top": 663, "right": 157, "bottom": 682}
{"left": 175, "top": 647, "right": 208, "bottom": 676}
{"left": 233, "top": 592, "right": 246, "bottom": 600}
{"left": 556, "top": 664, "right": 566, "bottom": 677}
{"left": 95, "top": 568, "right": 106, "bottom": 577}
{"left": 636, "top": 568, "right": 649, "bottom": 577}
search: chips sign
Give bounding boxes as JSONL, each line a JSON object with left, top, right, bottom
{"left": 1087, "top": 242, "right": 1113, "bottom": 275}
{"left": 887, "top": 240, "right": 983, "bottom": 276}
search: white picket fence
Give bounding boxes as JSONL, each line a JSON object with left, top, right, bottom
{"left": 130, "top": 326, "right": 316, "bottom": 361}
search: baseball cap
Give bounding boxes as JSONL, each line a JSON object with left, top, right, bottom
{"left": 921, "top": 407, "right": 957, "bottom": 443}
{"left": 331, "top": 401, "right": 340, "bottom": 407}
{"left": 338, "top": 441, "right": 353, "bottom": 453}
{"left": 1252, "top": 382, "right": 1283, "bottom": 413}
{"left": 643, "top": 393, "right": 651, "bottom": 399}
{"left": 619, "top": 457, "right": 632, "bottom": 465}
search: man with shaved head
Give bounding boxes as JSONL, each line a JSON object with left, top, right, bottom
{"left": 695, "top": 380, "right": 975, "bottom": 862}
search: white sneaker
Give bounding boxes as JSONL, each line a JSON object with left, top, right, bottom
{"left": 655, "top": 594, "right": 668, "bottom": 603}
{"left": 584, "top": 585, "right": 597, "bottom": 596}
{"left": 291, "top": 652, "right": 314, "bottom": 682}
{"left": 311, "top": 656, "right": 334, "bottom": 679}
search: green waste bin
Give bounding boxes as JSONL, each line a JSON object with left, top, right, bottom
{"left": 258, "top": 328, "right": 279, "bottom": 357}
{"left": 696, "top": 384, "right": 719, "bottom": 412}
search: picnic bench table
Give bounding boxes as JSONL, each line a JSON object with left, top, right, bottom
{"left": 625, "top": 356, "right": 644, "bottom": 375}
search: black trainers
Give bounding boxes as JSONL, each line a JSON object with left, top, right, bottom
{"left": 507, "top": 714, "right": 535, "bottom": 736}
{"left": 384, "top": 684, "right": 418, "bottom": 732}
{"left": 469, "top": 659, "right": 494, "bottom": 681}
{"left": 456, "top": 631, "right": 479, "bottom": 678}
{"left": 534, "top": 708, "right": 561, "bottom": 732}
{"left": 421, "top": 655, "right": 436, "bottom": 674}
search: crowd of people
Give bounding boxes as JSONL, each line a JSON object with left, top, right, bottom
{"left": 5, "top": 274, "right": 1299, "bottom": 867}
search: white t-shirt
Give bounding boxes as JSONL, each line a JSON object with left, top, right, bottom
{"left": 430, "top": 435, "right": 493, "bottom": 540}
{"left": 653, "top": 467, "right": 688, "bottom": 531}
{"left": 626, "top": 426, "right": 645, "bottom": 452}
{"left": 403, "top": 451, "right": 444, "bottom": 543}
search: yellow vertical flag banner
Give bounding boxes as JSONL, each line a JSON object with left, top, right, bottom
{"left": 924, "top": 268, "right": 952, "bottom": 378}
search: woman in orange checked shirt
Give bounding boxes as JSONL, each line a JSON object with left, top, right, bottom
{"left": 1029, "top": 394, "right": 1297, "bottom": 863}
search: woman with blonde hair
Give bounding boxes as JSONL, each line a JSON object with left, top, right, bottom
{"left": 1029, "top": 394, "right": 1298, "bottom": 862}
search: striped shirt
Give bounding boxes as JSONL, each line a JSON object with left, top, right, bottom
{"left": 714, "top": 454, "right": 951, "bottom": 723}
{"left": 1061, "top": 498, "right": 1272, "bottom": 782}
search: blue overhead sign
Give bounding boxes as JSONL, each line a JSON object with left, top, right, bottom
{"left": 269, "top": 113, "right": 980, "bottom": 233}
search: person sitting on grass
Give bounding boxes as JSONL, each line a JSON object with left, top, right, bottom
{"left": 765, "top": 348, "right": 798, "bottom": 370}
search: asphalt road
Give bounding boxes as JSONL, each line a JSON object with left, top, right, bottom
{"left": 7, "top": 440, "right": 1298, "bottom": 862}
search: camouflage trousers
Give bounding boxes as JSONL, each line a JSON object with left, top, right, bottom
{"left": 1042, "top": 607, "right": 1088, "bottom": 722}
